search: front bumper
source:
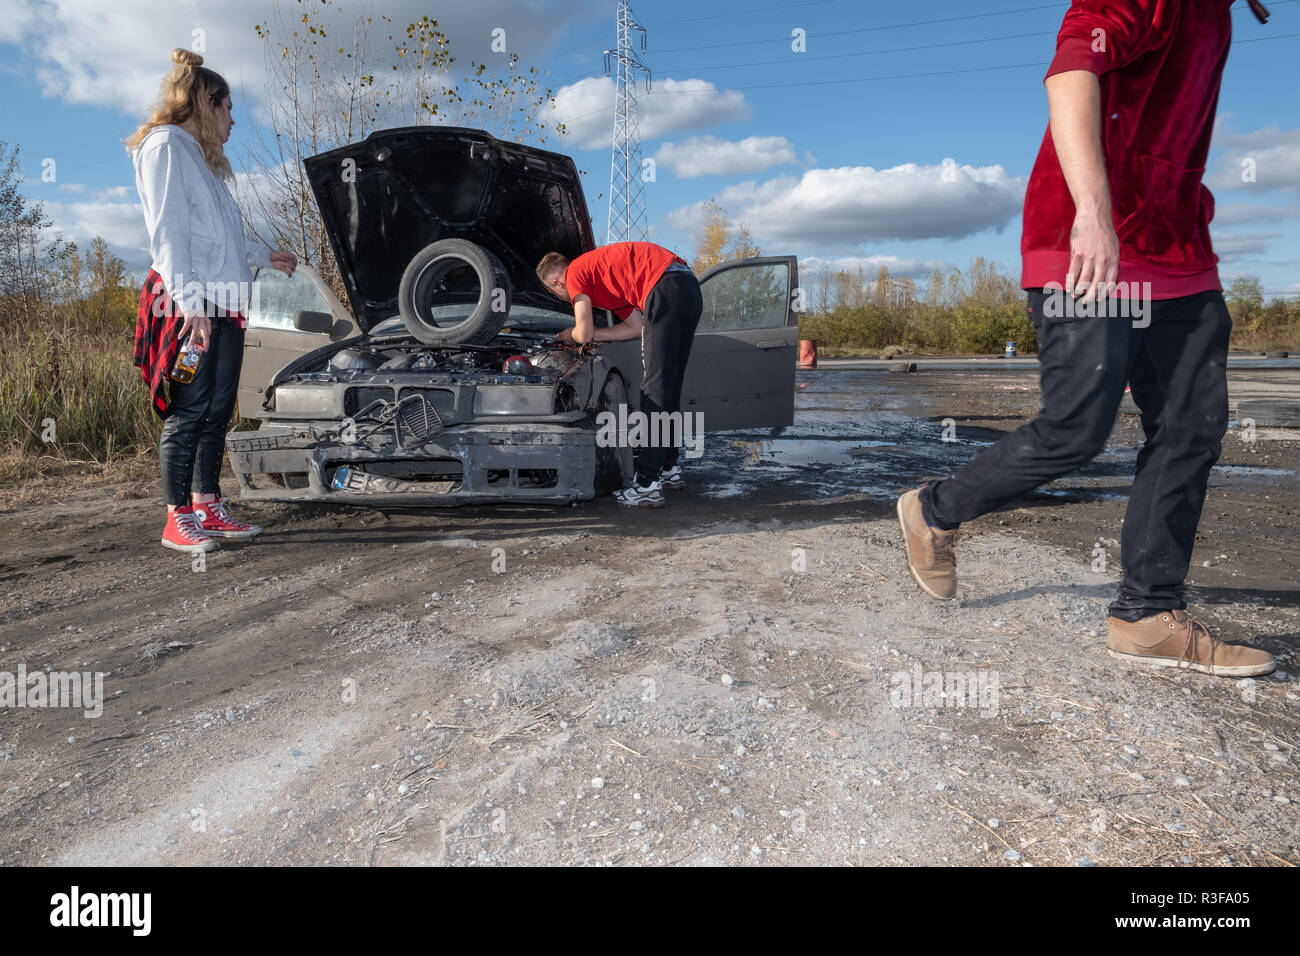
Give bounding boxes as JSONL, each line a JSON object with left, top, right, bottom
{"left": 226, "top": 420, "right": 596, "bottom": 506}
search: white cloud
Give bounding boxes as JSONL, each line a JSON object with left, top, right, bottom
{"left": 41, "top": 197, "right": 150, "bottom": 266}
{"left": 550, "top": 76, "right": 750, "bottom": 150}
{"left": 665, "top": 162, "right": 1025, "bottom": 245}
{"left": 0, "top": 0, "right": 37, "bottom": 43}
{"left": 2, "top": 0, "right": 589, "bottom": 113}
{"left": 1213, "top": 202, "right": 1300, "bottom": 226}
{"left": 653, "top": 135, "right": 795, "bottom": 178}
{"left": 1210, "top": 231, "right": 1282, "bottom": 261}
{"left": 1209, "top": 127, "right": 1300, "bottom": 193}
{"left": 799, "top": 254, "right": 956, "bottom": 280}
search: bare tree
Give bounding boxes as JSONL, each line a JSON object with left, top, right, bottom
{"left": 240, "top": 0, "right": 566, "bottom": 305}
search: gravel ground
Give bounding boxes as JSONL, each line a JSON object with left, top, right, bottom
{"left": 0, "top": 366, "right": 1295, "bottom": 866}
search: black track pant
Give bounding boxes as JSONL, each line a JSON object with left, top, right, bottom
{"left": 920, "top": 288, "right": 1231, "bottom": 621}
{"left": 158, "top": 313, "right": 244, "bottom": 507}
{"left": 635, "top": 269, "right": 704, "bottom": 484}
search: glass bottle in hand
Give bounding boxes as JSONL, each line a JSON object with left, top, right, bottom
{"left": 171, "top": 328, "right": 203, "bottom": 383}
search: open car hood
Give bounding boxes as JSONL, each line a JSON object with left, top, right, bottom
{"left": 303, "top": 127, "right": 595, "bottom": 331}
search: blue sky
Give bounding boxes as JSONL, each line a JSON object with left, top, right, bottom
{"left": 4, "top": 0, "right": 1298, "bottom": 298}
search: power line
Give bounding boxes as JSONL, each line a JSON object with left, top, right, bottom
{"left": 646, "top": 0, "right": 1299, "bottom": 57}
{"left": 668, "top": 0, "right": 838, "bottom": 26}
{"left": 559, "top": 61, "right": 1044, "bottom": 128}
{"left": 555, "top": 28, "right": 1300, "bottom": 126}
{"left": 672, "top": 30, "right": 1055, "bottom": 75}
{"left": 648, "top": 2, "right": 1067, "bottom": 55}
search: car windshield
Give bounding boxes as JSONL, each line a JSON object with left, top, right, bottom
{"left": 370, "top": 304, "right": 573, "bottom": 337}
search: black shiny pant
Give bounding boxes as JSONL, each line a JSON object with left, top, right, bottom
{"left": 635, "top": 270, "right": 704, "bottom": 485}
{"left": 158, "top": 316, "right": 244, "bottom": 507}
{"left": 921, "top": 289, "right": 1231, "bottom": 621}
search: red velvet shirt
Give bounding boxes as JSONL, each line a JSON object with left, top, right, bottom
{"left": 1021, "top": 0, "right": 1234, "bottom": 298}
{"left": 564, "top": 242, "right": 688, "bottom": 320}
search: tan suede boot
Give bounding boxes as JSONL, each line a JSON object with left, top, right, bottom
{"left": 897, "top": 488, "right": 959, "bottom": 600}
{"left": 1107, "top": 610, "right": 1275, "bottom": 677}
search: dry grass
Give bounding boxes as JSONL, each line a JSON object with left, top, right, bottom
{"left": 0, "top": 323, "right": 159, "bottom": 483}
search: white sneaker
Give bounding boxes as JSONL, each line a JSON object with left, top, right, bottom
{"left": 612, "top": 480, "right": 666, "bottom": 508}
{"left": 659, "top": 465, "right": 684, "bottom": 490}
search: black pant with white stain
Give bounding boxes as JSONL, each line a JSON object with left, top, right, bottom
{"left": 921, "top": 289, "right": 1231, "bottom": 621}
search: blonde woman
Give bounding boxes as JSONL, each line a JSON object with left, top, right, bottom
{"left": 127, "top": 49, "right": 296, "bottom": 553}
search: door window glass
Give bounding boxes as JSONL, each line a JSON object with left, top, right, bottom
{"left": 698, "top": 262, "right": 791, "bottom": 332}
{"left": 248, "top": 269, "right": 333, "bottom": 330}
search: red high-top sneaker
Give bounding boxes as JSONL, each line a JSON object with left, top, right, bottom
{"left": 193, "top": 498, "right": 263, "bottom": 538}
{"left": 161, "top": 506, "right": 218, "bottom": 553}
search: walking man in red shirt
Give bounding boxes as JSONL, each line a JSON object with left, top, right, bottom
{"left": 896, "top": 0, "right": 1275, "bottom": 678}
{"left": 537, "top": 241, "right": 702, "bottom": 508}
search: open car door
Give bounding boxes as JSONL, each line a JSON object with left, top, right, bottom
{"left": 237, "top": 264, "right": 357, "bottom": 417}
{"left": 681, "top": 256, "right": 798, "bottom": 431}
{"left": 596, "top": 256, "right": 799, "bottom": 431}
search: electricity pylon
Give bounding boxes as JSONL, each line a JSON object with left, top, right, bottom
{"left": 603, "top": 1, "right": 651, "bottom": 245}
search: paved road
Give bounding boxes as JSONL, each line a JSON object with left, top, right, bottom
{"left": 817, "top": 355, "right": 1300, "bottom": 371}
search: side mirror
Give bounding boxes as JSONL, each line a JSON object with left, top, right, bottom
{"left": 293, "top": 309, "right": 334, "bottom": 333}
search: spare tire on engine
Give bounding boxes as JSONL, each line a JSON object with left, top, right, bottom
{"left": 397, "top": 238, "right": 512, "bottom": 346}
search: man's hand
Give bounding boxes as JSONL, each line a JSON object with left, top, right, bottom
{"left": 1067, "top": 204, "right": 1119, "bottom": 305}
{"left": 1046, "top": 69, "right": 1117, "bottom": 306}
{"left": 555, "top": 327, "right": 576, "bottom": 345}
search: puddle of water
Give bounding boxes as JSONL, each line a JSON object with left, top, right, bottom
{"left": 1214, "top": 465, "right": 1295, "bottom": 478}
{"left": 1036, "top": 487, "right": 1129, "bottom": 501}
{"left": 731, "top": 438, "right": 896, "bottom": 467}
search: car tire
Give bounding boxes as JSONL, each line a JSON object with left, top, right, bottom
{"left": 397, "top": 238, "right": 512, "bottom": 346}
{"left": 592, "top": 373, "right": 634, "bottom": 495}
{"left": 1236, "top": 399, "right": 1300, "bottom": 428}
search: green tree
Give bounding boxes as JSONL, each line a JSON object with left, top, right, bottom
{"left": 0, "top": 141, "right": 71, "bottom": 329}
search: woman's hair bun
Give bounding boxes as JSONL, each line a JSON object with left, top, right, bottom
{"left": 172, "top": 48, "right": 204, "bottom": 68}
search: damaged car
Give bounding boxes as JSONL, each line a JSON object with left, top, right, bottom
{"left": 228, "top": 126, "right": 799, "bottom": 505}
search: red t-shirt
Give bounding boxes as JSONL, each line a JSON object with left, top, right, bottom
{"left": 564, "top": 242, "right": 687, "bottom": 320}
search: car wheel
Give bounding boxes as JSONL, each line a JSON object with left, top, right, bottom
{"left": 397, "top": 238, "right": 512, "bottom": 346}
{"left": 592, "top": 373, "right": 634, "bottom": 495}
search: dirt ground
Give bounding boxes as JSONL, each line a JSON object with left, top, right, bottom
{"left": 1, "top": 366, "right": 1296, "bottom": 866}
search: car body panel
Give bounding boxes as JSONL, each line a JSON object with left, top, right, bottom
{"left": 237, "top": 264, "right": 356, "bottom": 417}
{"left": 228, "top": 419, "right": 596, "bottom": 505}
{"left": 598, "top": 256, "right": 799, "bottom": 431}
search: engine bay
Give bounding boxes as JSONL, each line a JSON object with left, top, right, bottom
{"left": 290, "top": 334, "right": 583, "bottom": 386}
